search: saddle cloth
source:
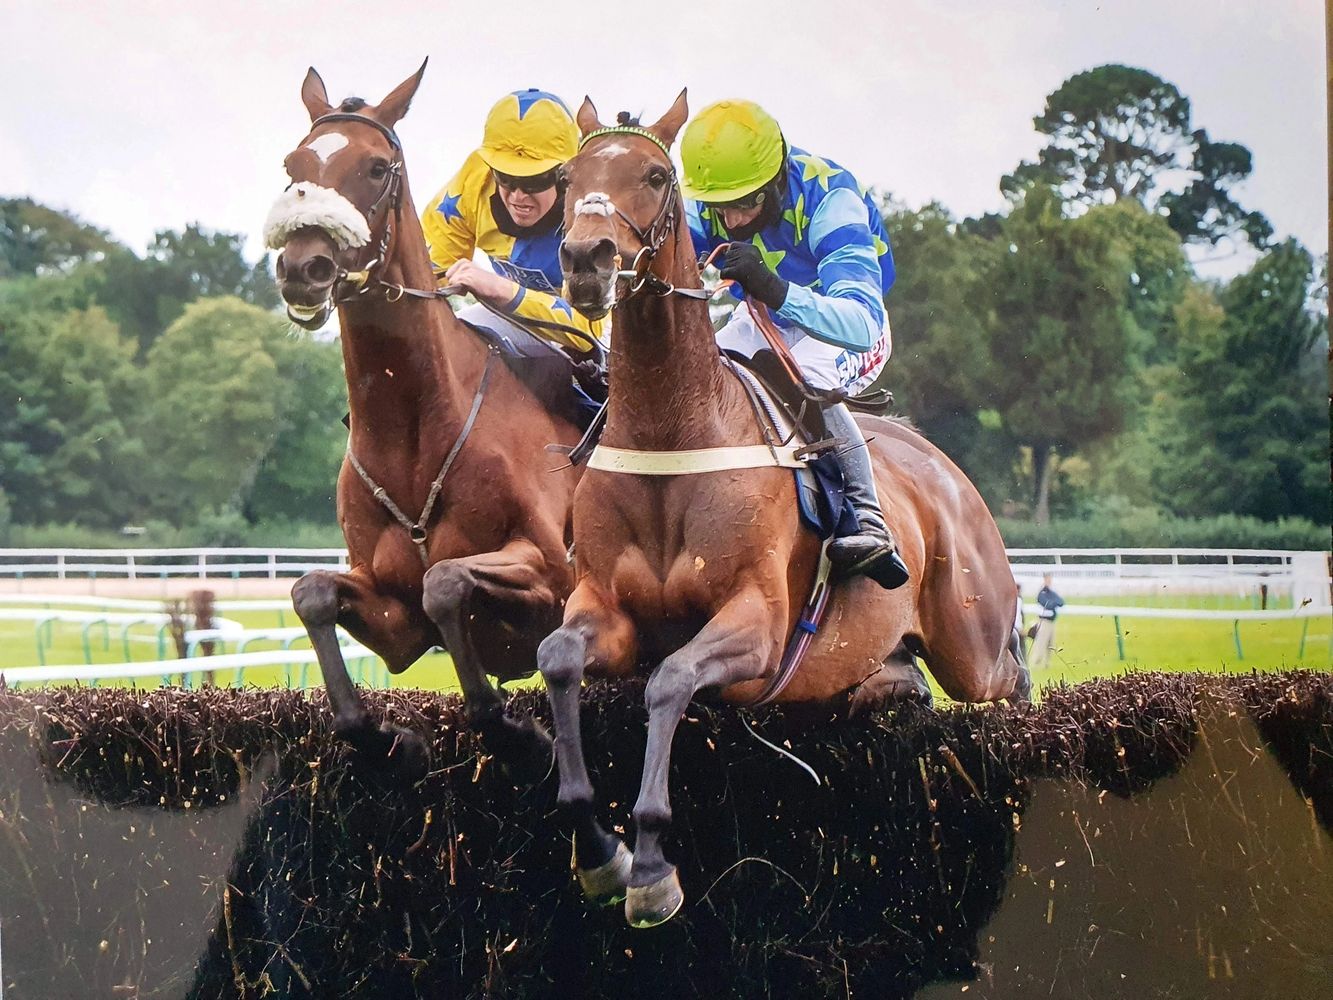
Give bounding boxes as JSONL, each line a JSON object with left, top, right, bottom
{"left": 724, "top": 358, "right": 857, "bottom": 541}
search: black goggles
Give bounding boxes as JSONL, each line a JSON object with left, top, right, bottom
{"left": 493, "top": 168, "right": 561, "bottom": 195}
{"left": 710, "top": 188, "right": 767, "bottom": 213}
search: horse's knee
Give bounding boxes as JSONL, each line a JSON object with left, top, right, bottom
{"left": 644, "top": 664, "right": 695, "bottom": 718}
{"left": 538, "top": 628, "right": 587, "bottom": 689}
{"left": 422, "top": 560, "right": 472, "bottom": 623}
{"left": 292, "top": 571, "right": 339, "bottom": 627}
{"left": 950, "top": 675, "right": 997, "bottom": 703}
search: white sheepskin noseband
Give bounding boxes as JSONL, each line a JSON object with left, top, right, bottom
{"left": 264, "top": 182, "right": 371, "bottom": 250}
{"left": 574, "top": 192, "right": 616, "bottom": 217}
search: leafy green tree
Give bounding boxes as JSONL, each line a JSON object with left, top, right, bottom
{"left": 980, "top": 187, "right": 1145, "bottom": 523}
{"left": 1005, "top": 65, "right": 1271, "bottom": 247}
{"left": 245, "top": 337, "right": 347, "bottom": 523}
{"left": 0, "top": 295, "right": 145, "bottom": 527}
{"left": 89, "top": 224, "right": 279, "bottom": 354}
{"left": 881, "top": 200, "right": 1022, "bottom": 502}
{"left": 0, "top": 198, "right": 116, "bottom": 277}
{"left": 1154, "top": 240, "right": 1328, "bottom": 521}
{"left": 137, "top": 297, "right": 291, "bottom": 519}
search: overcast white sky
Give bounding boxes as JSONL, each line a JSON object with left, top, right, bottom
{"left": 2, "top": 0, "right": 1326, "bottom": 278}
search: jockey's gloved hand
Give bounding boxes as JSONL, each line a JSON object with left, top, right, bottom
{"left": 719, "top": 242, "right": 788, "bottom": 311}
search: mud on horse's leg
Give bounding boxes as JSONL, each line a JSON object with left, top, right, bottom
{"left": 626, "top": 591, "right": 772, "bottom": 929}
{"left": 422, "top": 540, "right": 561, "bottom": 771}
{"left": 537, "top": 600, "right": 638, "bottom": 906}
{"left": 292, "top": 569, "right": 431, "bottom": 783}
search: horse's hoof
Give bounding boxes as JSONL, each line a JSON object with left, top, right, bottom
{"left": 382, "top": 725, "right": 431, "bottom": 784}
{"left": 477, "top": 712, "right": 553, "bottom": 779}
{"left": 625, "top": 868, "right": 684, "bottom": 929}
{"left": 338, "top": 721, "right": 431, "bottom": 786}
{"left": 576, "top": 840, "right": 634, "bottom": 906}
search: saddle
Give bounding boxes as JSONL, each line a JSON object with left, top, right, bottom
{"left": 722, "top": 353, "right": 858, "bottom": 541}
{"left": 459, "top": 318, "right": 606, "bottom": 432}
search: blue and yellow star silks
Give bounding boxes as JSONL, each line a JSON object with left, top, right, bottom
{"left": 687, "top": 146, "right": 895, "bottom": 353}
{"left": 436, "top": 191, "right": 463, "bottom": 223}
{"left": 422, "top": 151, "right": 601, "bottom": 353}
{"left": 791, "top": 152, "right": 843, "bottom": 191}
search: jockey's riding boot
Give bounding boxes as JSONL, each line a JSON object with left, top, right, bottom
{"left": 822, "top": 402, "right": 910, "bottom": 590}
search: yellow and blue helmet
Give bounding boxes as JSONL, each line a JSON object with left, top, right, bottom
{"left": 478, "top": 89, "right": 579, "bottom": 177}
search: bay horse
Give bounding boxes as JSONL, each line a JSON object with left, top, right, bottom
{"left": 538, "top": 92, "right": 1029, "bottom": 927}
{"left": 266, "top": 64, "right": 583, "bottom": 778}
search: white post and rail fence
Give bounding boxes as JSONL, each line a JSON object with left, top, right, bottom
{"left": 0, "top": 548, "right": 1327, "bottom": 685}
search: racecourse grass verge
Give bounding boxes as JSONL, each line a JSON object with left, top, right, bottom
{"left": 0, "top": 671, "right": 1328, "bottom": 998}
{"left": 2, "top": 600, "right": 1328, "bottom": 696}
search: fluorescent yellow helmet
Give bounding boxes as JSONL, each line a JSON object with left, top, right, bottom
{"left": 478, "top": 89, "right": 578, "bottom": 176}
{"left": 681, "top": 99, "right": 786, "bottom": 203}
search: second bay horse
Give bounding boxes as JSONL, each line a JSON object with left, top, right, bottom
{"left": 266, "top": 65, "right": 583, "bottom": 778}
{"left": 539, "top": 92, "right": 1029, "bottom": 927}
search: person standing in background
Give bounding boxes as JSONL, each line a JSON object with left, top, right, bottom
{"left": 1030, "top": 573, "right": 1065, "bottom": 669}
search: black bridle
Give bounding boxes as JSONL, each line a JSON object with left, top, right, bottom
{"left": 574, "top": 126, "right": 709, "bottom": 302}
{"left": 302, "top": 111, "right": 406, "bottom": 302}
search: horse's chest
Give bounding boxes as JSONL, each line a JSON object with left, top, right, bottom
{"left": 609, "top": 546, "right": 714, "bottom": 623}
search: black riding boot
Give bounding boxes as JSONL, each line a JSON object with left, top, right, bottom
{"left": 823, "top": 402, "right": 910, "bottom": 590}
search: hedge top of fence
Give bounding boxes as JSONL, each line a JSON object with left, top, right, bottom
{"left": 0, "top": 672, "right": 1329, "bottom": 999}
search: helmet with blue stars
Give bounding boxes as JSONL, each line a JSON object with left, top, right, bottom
{"left": 681, "top": 99, "right": 786, "bottom": 203}
{"left": 478, "top": 89, "right": 578, "bottom": 176}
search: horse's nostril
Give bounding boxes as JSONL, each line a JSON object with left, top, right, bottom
{"left": 561, "top": 237, "right": 619, "bottom": 274}
{"left": 274, "top": 252, "right": 288, "bottom": 281}
{"left": 304, "top": 256, "right": 337, "bottom": 285}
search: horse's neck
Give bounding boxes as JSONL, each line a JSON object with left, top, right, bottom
{"left": 604, "top": 220, "right": 737, "bottom": 451}
{"left": 338, "top": 181, "right": 479, "bottom": 448}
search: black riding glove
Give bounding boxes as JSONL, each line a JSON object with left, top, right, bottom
{"left": 719, "top": 242, "right": 788, "bottom": 311}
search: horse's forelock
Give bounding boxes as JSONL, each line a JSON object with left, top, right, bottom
{"left": 615, "top": 111, "right": 642, "bottom": 127}
{"left": 338, "top": 97, "right": 369, "bottom": 113}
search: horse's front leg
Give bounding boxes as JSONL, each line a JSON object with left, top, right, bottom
{"left": 626, "top": 586, "right": 776, "bottom": 928}
{"left": 422, "top": 538, "right": 565, "bottom": 772}
{"left": 537, "top": 586, "right": 638, "bottom": 905}
{"left": 292, "top": 569, "right": 434, "bottom": 782}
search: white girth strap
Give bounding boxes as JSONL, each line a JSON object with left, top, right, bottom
{"left": 586, "top": 444, "right": 807, "bottom": 475}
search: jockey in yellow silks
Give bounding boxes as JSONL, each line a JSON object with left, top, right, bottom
{"left": 421, "top": 89, "right": 603, "bottom": 355}
{"left": 682, "top": 99, "right": 909, "bottom": 590}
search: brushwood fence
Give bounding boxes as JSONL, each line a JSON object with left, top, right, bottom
{"left": 0, "top": 672, "right": 1328, "bottom": 998}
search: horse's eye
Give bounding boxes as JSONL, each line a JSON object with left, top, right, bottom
{"left": 647, "top": 169, "right": 668, "bottom": 189}
{"left": 368, "top": 161, "right": 389, "bottom": 181}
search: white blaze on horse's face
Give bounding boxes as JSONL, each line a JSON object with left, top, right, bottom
{"left": 592, "top": 141, "right": 630, "bottom": 160}
{"left": 305, "top": 131, "right": 349, "bottom": 164}
{"left": 263, "top": 181, "right": 371, "bottom": 252}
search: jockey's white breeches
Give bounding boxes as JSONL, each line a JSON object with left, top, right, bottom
{"left": 715, "top": 301, "right": 892, "bottom": 393}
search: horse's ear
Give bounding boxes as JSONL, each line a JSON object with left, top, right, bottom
{"left": 375, "top": 59, "right": 428, "bottom": 129}
{"left": 576, "top": 96, "right": 604, "bottom": 137}
{"left": 647, "top": 88, "right": 689, "bottom": 148}
{"left": 301, "top": 67, "right": 333, "bottom": 122}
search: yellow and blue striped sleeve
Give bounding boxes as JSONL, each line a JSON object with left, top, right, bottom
{"left": 504, "top": 285, "right": 604, "bottom": 353}
{"left": 775, "top": 187, "right": 885, "bottom": 352}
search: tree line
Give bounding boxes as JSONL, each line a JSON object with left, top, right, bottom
{"left": 0, "top": 64, "right": 1326, "bottom": 546}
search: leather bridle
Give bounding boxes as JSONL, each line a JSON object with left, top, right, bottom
{"left": 574, "top": 125, "right": 710, "bottom": 303}
{"left": 300, "top": 111, "right": 406, "bottom": 303}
